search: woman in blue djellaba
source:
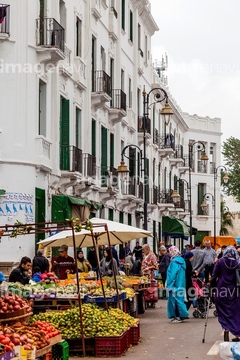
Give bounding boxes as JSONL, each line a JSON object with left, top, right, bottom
{"left": 211, "top": 246, "right": 240, "bottom": 342}
{"left": 166, "top": 246, "right": 189, "bottom": 323}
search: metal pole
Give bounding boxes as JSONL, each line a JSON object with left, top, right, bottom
{"left": 188, "top": 145, "right": 193, "bottom": 246}
{"left": 143, "top": 90, "right": 148, "bottom": 243}
{"left": 213, "top": 169, "right": 216, "bottom": 248}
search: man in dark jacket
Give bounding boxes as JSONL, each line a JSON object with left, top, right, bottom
{"left": 158, "top": 246, "right": 170, "bottom": 287}
{"left": 133, "top": 242, "right": 142, "bottom": 261}
{"left": 32, "top": 249, "right": 49, "bottom": 274}
{"left": 9, "top": 256, "right": 32, "bottom": 285}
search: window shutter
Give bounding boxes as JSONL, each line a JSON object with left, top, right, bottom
{"left": 92, "top": 119, "right": 96, "bottom": 157}
{"left": 110, "top": 133, "right": 114, "bottom": 169}
{"left": 101, "top": 126, "right": 108, "bottom": 186}
{"left": 121, "top": 0, "right": 125, "bottom": 30}
{"left": 60, "top": 98, "right": 70, "bottom": 170}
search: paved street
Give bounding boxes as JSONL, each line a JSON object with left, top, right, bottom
{"left": 69, "top": 299, "right": 227, "bottom": 359}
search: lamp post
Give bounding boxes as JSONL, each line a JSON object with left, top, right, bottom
{"left": 188, "top": 142, "right": 209, "bottom": 246}
{"left": 117, "top": 86, "right": 173, "bottom": 241}
{"left": 213, "top": 166, "right": 229, "bottom": 247}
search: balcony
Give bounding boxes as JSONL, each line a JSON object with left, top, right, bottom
{"left": 174, "top": 198, "right": 189, "bottom": 212}
{"left": 0, "top": 4, "right": 10, "bottom": 39}
{"left": 109, "top": 89, "right": 127, "bottom": 124}
{"left": 178, "top": 154, "right": 190, "bottom": 174}
{"left": 60, "top": 145, "right": 82, "bottom": 173}
{"left": 138, "top": 49, "right": 145, "bottom": 76}
{"left": 109, "top": 7, "right": 118, "bottom": 41}
{"left": 158, "top": 189, "right": 175, "bottom": 211}
{"left": 91, "top": 70, "right": 111, "bottom": 110}
{"left": 158, "top": 133, "right": 175, "bottom": 158}
{"left": 36, "top": 18, "right": 65, "bottom": 64}
{"left": 73, "top": 57, "right": 87, "bottom": 90}
{"left": 138, "top": 116, "right": 151, "bottom": 145}
{"left": 35, "top": 136, "right": 52, "bottom": 171}
{"left": 169, "top": 145, "right": 185, "bottom": 167}
{"left": 82, "top": 153, "right": 96, "bottom": 178}
{"left": 58, "top": 45, "right": 72, "bottom": 78}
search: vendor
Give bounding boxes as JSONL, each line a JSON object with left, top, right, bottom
{"left": 77, "top": 250, "right": 92, "bottom": 273}
{"left": 100, "top": 248, "right": 119, "bottom": 276}
{"left": 141, "top": 244, "right": 158, "bottom": 280}
{"left": 52, "top": 245, "right": 75, "bottom": 280}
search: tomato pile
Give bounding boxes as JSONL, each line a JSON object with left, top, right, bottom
{"left": 33, "top": 321, "right": 61, "bottom": 340}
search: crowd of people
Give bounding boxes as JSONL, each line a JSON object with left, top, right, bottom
{"left": 6, "top": 238, "right": 240, "bottom": 343}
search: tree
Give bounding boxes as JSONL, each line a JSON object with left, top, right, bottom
{"left": 220, "top": 201, "right": 233, "bottom": 235}
{"left": 222, "top": 137, "right": 240, "bottom": 201}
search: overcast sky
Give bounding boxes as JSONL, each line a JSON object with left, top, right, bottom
{"left": 150, "top": 0, "right": 240, "bottom": 143}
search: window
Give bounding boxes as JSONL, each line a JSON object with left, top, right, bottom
{"left": 101, "top": 126, "right": 108, "bottom": 187}
{"left": 144, "top": 35, "right": 148, "bottom": 62}
{"left": 197, "top": 146, "right": 207, "bottom": 173}
{"left": 137, "top": 88, "right": 141, "bottom": 117}
{"left": 210, "top": 144, "right": 215, "bottom": 174}
{"left": 121, "top": 0, "right": 125, "bottom": 30}
{"left": 198, "top": 183, "right": 206, "bottom": 215}
{"left": 100, "top": 46, "right": 106, "bottom": 71}
{"left": 128, "top": 78, "right": 132, "bottom": 108}
{"left": 110, "top": 133, "right": 114, "bottom": 170}
{"left": 76, "top": 17, "right": 82, "bottom": 57}
{"left": 121, "top": 69, "right": 124, "bottom": 91}
{"left": 38, "top": 80, "right": 47, "bottom": 136}
{"left": 75, "top": 107, "right": 81, "bottom": 149}
{"left": 91, "top": 119, "right": 96, "bottom": 157}
{"left": 129, "top": 10, "right": 133, "bottom": 42}
{"left": 60, "top": 97, "right": 70, "bottom": 170}
{"left": 138, "top": 23, "right": 143, "bottom": 56}
{"left": 91, "top": 36, "right": 96, "bottom": 91}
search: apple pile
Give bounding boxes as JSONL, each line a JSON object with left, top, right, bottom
{"left": 0, "top": 295, "right": 32, "bottom": 314}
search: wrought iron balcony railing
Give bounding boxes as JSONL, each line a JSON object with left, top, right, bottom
{"left": 158, "top": 133, "right": 175, "bottom": 150}
{"left": 158, "top": 189, "right": 173, "bottom": 204}
{"left": 110, "top": 89, "right": 127, "bottom": 111}
{"left": 36, "top": 17, "right": 65, "bottom": 52}
{"left": 60, "top": 145, "right": 82, "bottom": 172}
{"left": 138, "top": 116, "right": 151, "bottom": 134}
{"left": 92, "top": 70, "right": 111, "bottom": 96}
{"left": 197, "top": 203, "right": 209, "bottom": 216}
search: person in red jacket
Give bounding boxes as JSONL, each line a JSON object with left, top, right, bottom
{"left": 52, "top": 245, "right": 75, "bottom": 280}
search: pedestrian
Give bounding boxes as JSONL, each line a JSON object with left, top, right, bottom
{"left": 217, "top": 245, "right": 227, "bottom": 259}
{"left": 9, "top": 256, "right": 32, "bottom": 285}
{"left": 77, "top": 250, "right": 92, "bottom": 273}
{"left": 202, "top": 240, "right": 217, "bottom": 283}
{"left": 192, "top": 240, "right": 205, "bottom": 280}
{"left": 52, "top": 245, "right": 75, "bottom": 280}
{"left": 124, "top": 252, "right": 134, "bottom": 275}
{"left": 133, "top": 241, "right": 142, "bottom": 260}
{"left": 32, "top": 249, "right": 49, "bottom": 274}
{"left": 111, "top": 245, "right": 120, "bottom": 267}
{"left": 210, "top": 246, "right": 240, "bottom": 342}
{"left": 100, "top": 248, "right": 119, "bottom": 276}
{"left": 166, "top": 246, "right": 189, "bottom": 323}
{"left": 120, "top": 243, "right": 131, "bottom": 260}
{"left": 141, "top": 244, "right": 158, "bottom": 280}
{"left": 158, "top": 245, "right": 171, "bottom": 287}
{"left": 184, "top": 251, "right": 194, "bottom": 310}
{"left": 87, "top": 247, "right": 98, "bottom": 272}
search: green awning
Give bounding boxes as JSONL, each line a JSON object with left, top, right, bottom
{"left": 91, "top": 202, "right": 104, "bottom": 210}
{"left": 162, "top": 216, "right": 190, "bottom": 237}
{"left": 0, "top": 189, "right": 6, "bottom": 196}
{"left": 68, "top": 196, "right": 91, "bottom": 206}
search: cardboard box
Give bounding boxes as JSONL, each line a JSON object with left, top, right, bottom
{"left": 13, "top": 346, "right": 36, "bottom": 360}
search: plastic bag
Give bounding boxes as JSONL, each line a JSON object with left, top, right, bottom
{"left": 219, "top": 342, "right": 234, "bottom": 360}
{"left": 231, "top": 343, "right": 240, "bottom": 360}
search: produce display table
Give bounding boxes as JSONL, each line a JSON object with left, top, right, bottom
{"left": 32, "top": 297, "right": 80, "bottom": 313}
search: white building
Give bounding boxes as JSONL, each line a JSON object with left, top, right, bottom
{"left": 0, "top": 0, "right": 222, "bottom": 263}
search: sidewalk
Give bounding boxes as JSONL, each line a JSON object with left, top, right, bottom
{"left": 69, "top": 299, "right": 224, "bottom": 359}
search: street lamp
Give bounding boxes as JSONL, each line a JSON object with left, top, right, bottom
{"left": 171, "top": 179, "right": 189, "bottom": 209}
{"left": 188, "top": 141, "right": 209, "bottom": 246}
{"left": 117, "top": 86, "right": 173, "bottom": 241}
{"left": 213, "top": 166, "right": 229, "bottom": 247}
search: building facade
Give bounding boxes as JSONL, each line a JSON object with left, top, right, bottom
{"left": 0, "top": 0, "right": 222, "bottom": 262}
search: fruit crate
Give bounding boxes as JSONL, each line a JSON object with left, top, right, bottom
{"left": 67, "top": 337, "right": 95, "bottom": 356}
{"left": 52, "top": 341, "right": 69, "bottom": 360}
{"left": 95, "top": 330, "right": 128, "bottom": 357}
{"left": 129, "top": 321, "right": 140, "bottom": 345}
{"left": 84, "top": 292, "right": 126, "bottom": 303}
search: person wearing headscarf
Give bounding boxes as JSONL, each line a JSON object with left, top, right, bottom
{"left": 77, "top": 250, "right": 92, "bottom": 273}
{"left": 211, "top": 246, "right": 240, "bottom": 342}
{"left": 184, "top": 251, "right": 194, "bottom": 310}
{"left": 100, "top": 248, "right": 119, "bottom": 277}
{"left": 166, "top": 246, "right": 189, "bottom": 323}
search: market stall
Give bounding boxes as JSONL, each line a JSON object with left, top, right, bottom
{"left": 0, "top": 218, "right": 151, "bottom": 358}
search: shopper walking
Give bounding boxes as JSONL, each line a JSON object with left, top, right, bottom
{"left": 202, "top": 240, "right": 216, "bottom": 283}
{"left": 166, "top": 246, "right": 189, "bottom": 323}
{"left": 158, "top": 245, "right": 171, "bottom": 287}
{"left": 211, "top": 246, "right": 240, "bottom": 342}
